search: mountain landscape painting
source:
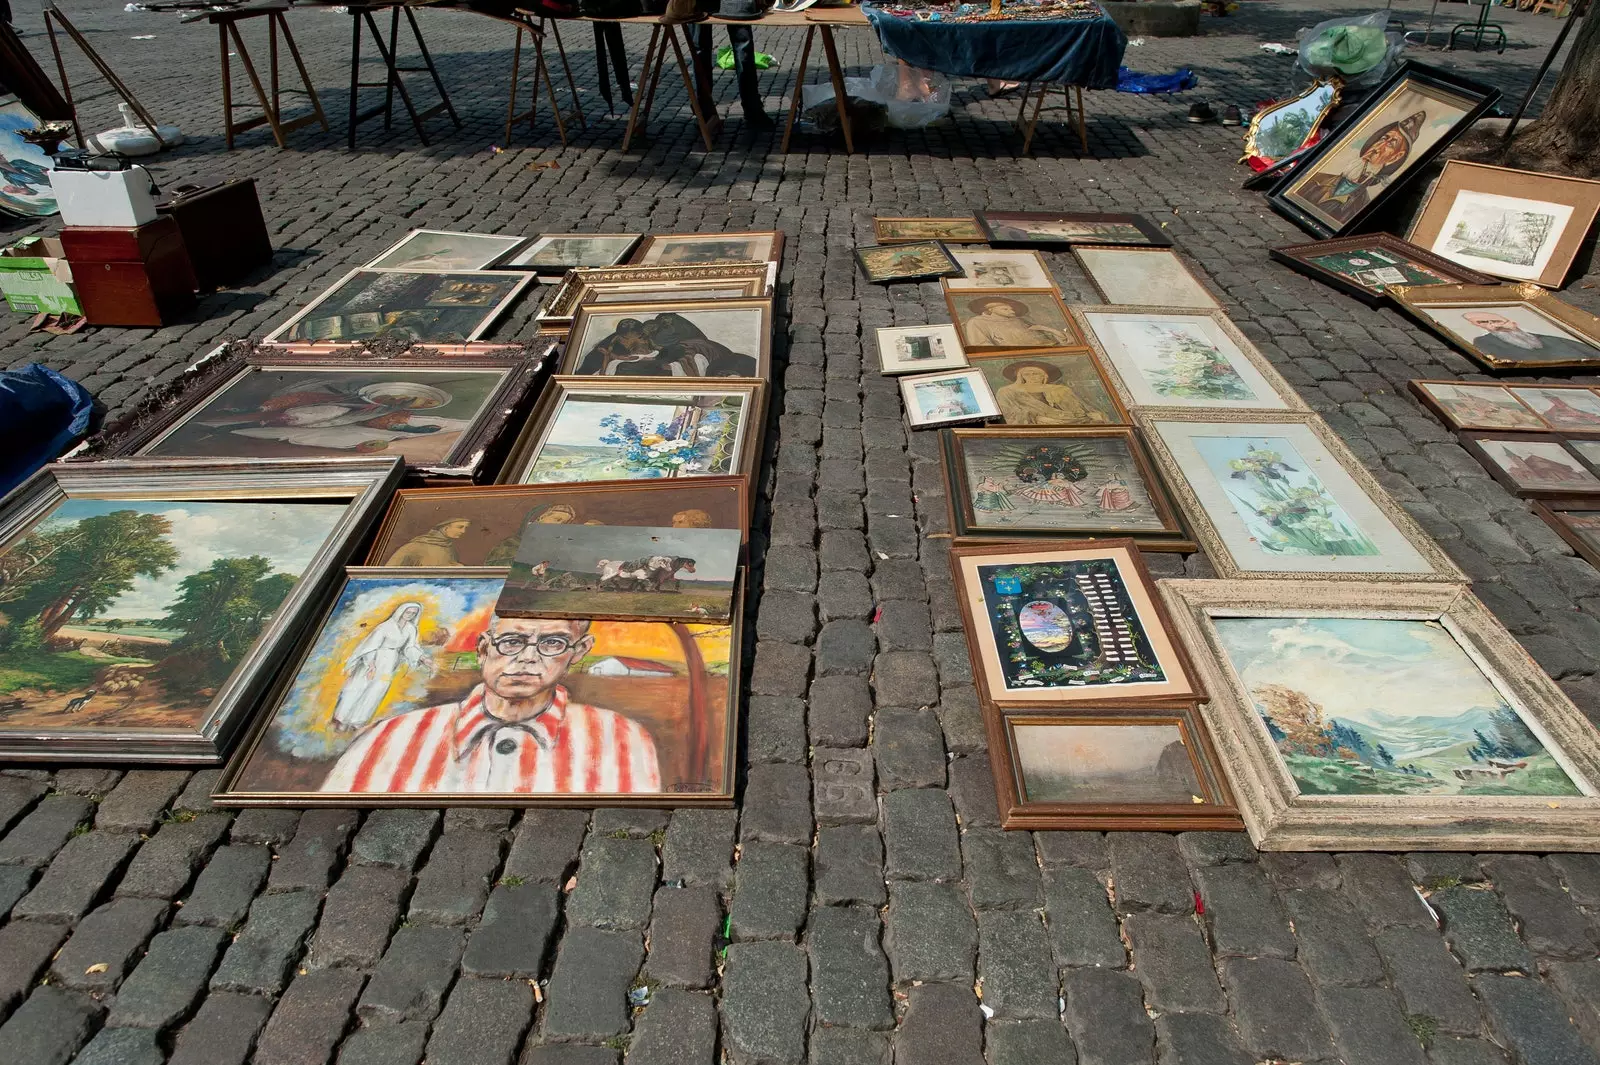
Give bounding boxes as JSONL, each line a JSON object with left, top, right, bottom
{"left": 1211, "top": 616, "right": 1580, "bottom": 797}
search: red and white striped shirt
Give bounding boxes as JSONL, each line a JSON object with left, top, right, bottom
{"left": 320, "top": 685, "right": 662, "bottom": 794}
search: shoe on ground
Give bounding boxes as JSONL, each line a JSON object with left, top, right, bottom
{"left": 1220, "top": 104, "right": 1242, "bottom": 126}
{"left": 745, "top": 111, "right": 777, "bottom": 132}
{"left": 1186, "top": 101, "right": 1216, "bottom": 123}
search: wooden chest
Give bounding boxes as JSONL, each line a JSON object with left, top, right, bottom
{"left": 60, "top": 216, "right": 197, "bottom": 328}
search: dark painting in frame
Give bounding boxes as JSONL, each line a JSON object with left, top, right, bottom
{"left": 976, "top": 211, "right": 1172, "bottom": 248}
{"left": 264, "top": 268, "right": 536, "bottom": 345}
{"left": 1271, "top": 233, "right": 1499, "bottom": 306}
{"left": 855, "top": 241, "right": 962, "bottom": 284}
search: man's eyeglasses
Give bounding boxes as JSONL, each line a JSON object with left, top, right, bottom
{"left": 485, "top": 632, "right": 578, "bottom": 658}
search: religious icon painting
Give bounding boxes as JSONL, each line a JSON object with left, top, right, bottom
{"left": 968, "top": 350, "right": 1128, "bottom": 427}
{"left": 0, "top": 458, "right": 402, "bottom": 762}
{"left": 872, "top": 217, "right": 987, "bottom": 244}
{"left": 1072, "top": 247, "right": 1219, "bottom": 309}
{"left": 874, "top": 324, "right": 968, "bottom": 375}
{"left": 364, "top": 230, "right": 529, "bottom": 272}
{"left": 1270, "top": 233, "right": 1499, "bottom": 306}
{"left": 213, "top": 568, "right": 741, "bottom": 806}
{"left": 946, "top": 289, "right": 1083, "bottom": 353}
{"left": 855, "top": 241, "right": 962, "bottom": 284}
{"left": 900, "top": 368, "right": 1000, "bottom": 429}
{"left": 365, "top": 477, "right": 750, "bottom": 566}
{"left": 629, "top": 232, "right": 785, "bottom": 267}
{"left": 497, "top": 524, "right": 741, "bottom": 623}
{"left": 1531, "top": 500, "right": 1600, "bottom": 571}
{"left": 975, "top": 211, "right": 1172, "bottom": 248}
{"left": 1460, "top": 434, "right": 1600, "bottom": 498}
{"left": 560, "top": 299, "right": 772, "bottom": 378}
{"left": 939, "top": 427, "right": 1193, "bottom": 551}
{"left": 1408, "top": 380, "right": 1548, "bottom": 433}
{"left": 1391, "top": 284, "right": 1600, "bottom": 373}
{"left": 950, "top": 540, "right": 1200, "bottom": 708}
{"left": 944, "top": 250, "right": 1054, "bottom": 291}
{"left": 1269, "top": 62, "right": 1500, "bottom": 239}
{"left": 264, "top": 268, "right": 535, "bottom": 344}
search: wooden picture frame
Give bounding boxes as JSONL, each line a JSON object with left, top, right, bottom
{"left": 855, "top": 241, "right": 962, "bottom": 284}
{"left": 1270, "top": 233, "right": 1499, "bottom": 307}
{"left": 939, "top": 426, "right": 1195, "bottom": 551}
{"left": 900, "top": 368, "right": 1000, "bottom": 428}
{"left": 1407, "top": 160, "right": 1600, "bottom": 289}
{"left": 263, "top": 268, "right": 536, "bottom": 345}
{"left": 950, "top": 539, "right": 1202, "bottom": 708}
{"left": 0, "top": 458, "right": 403, "bottom": 762}
{"left": 1459, "top": 432, "right": 1600, "bottom": 498}
{"left": 1408, "top": 379, "right": 1550, "bottom": 433}
{"left": 872, "top": 217, "right": 987, "bottom": 244}
{"left": 967, "top": 349, "right": 1130, "bottom": 428}
{"left": 944, "top": 249, "right": 1054, "bottom": 291}
{"left": 213, "top": 568, "right": 743, "bottom": 807}
{"left": 500, "top": 233, "right": 643, "bottom": 273}
{"left": 874, "top": 324, "right": 968, "bottom": 375}
{"left": 559, "top": 297, "right": 773, "bottom": 378}
{"left": 498, "top": 377, "right": 768, "bottom": 491}
{"left": 1137, "top": 409, "right": 1464, "bottom": 582}
{"left": 628, "top": 231, "right": 785, "bottom": 267}
{"left": 1390, "top": 283, "right": 1600, "bottom": 373}
{"left": 534, "top": 263, "right": 775, "bottom": 331}
{"left": 1243, "top": 78, "right": 1340, "bottom": 164}
{"left": 1160, "top": 578, "right": 1600, "bottom": 852}
{"left": 989, "top": 703, "right": 1243, "bottom": 831}
{"left": 1531, "top": 499, "right": 1600, "bottom": 571}
{"left": 1071, "top": 247, "right": 1219, "bottom": 309}
{"left": 1269, "top": 62, "right": 1500, "bottom": 239}
{"left": 976, "top": 211, "right": 1172, "bottom": 248}
{"left": 945, "top": 288, "right": 1084, "bottom": 353}
{"left": 365, "top": 229, "right": 528, "bottom": 272}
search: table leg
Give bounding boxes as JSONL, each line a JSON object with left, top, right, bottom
{"left": 667, "top": 25, "right": 715, "bottom": 152}
{"left": 780, "top": 25, "right": 815, "bottom": 154}
{"left": 372, "top": 8, "right": 429, "bottom": 144}
{"left": 269, "top": 14, "right": 280, "bottom": 122}
{"left": 407, "top": 7, "right": 461, "bottom": 126}
{"left": 1074, "top": 85, "right": 1086, "bottom": 151}
{"left": 230, "top": 22, "right": 288, "bottom": 148}
{"left": 1021, "top": 82, "right": 1046, "bottom": 154}
{"left": 347, "top": 11, "right": 361, "bottom": 149}
{"left": 383, "top": 8, "right": 398, "bottom": 130}
{"left": 221, "top": 23, "right": 234, "bottom": 149}
{"left": 505, "top": 24, "right": 523, "bottom": 145}
{"left": 1015, "top": 80, "right": 1033, "bottom": 131}
{"left": 818, "top": 25, "right": 853, "bottom": 154}
{"left": 622, "top": 24, "right": 660, "bottom": 151}
{"left": 536, "top": 32, "right": 569, "bottom": 147}
{"left": 546, "top": 18, "right": 586, "bottom": 131}
{"left": 277, "top": 15, "right": 328, "bottom": 131}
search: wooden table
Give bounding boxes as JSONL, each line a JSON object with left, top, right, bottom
{"left": 184, "top": 2, "right": 329, "bottom": 150}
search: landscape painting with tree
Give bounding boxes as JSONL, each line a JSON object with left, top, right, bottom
{"left": 0, "top": 499, "right": 341, "bottom": 736}
{"left": 1212, "top": 616, "right": 1580, "bottom": 797}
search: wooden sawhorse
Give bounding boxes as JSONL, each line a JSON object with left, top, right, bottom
{"left": 500, "top": 11, "right": 586, "bottom": 147}
{"left": 622, "top": 22, "right": 719, "bottom": 152}
{"left": 1016, "top": 82, "right": 1088, "bottom": 154}
{"left": 779, "top": 22, "right": 856, "bottom": 154}
{"left": 346, "top": 3, "right": 462, "bottom": 149}
{"left": 193, "top": 3, "right": 328, "bottom": 149}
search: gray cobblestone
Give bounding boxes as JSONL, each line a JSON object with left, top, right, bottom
{"left": 814, "top": 824, "right": 886, "bottom": 906}
{"left": 1153, "top": 1014, "right": 1251, "bottom": 1065}
{"left": 978, "top": 910, "right": 1057, "bottom": 1020}
{"left": 893, "top": 983, "right": 984, "bottom": 1065}
{"left": 175, "top": 843, "right": 272, "bottom": 929}
{"left": 813, "top": 747, "right": 878, "bottom": 825}
{"left": 1123, "top": 913, "right": 1225, "bottom": 1013}
{"left": 0, "top": 986, "right": 104, "bottom": 1065}
{"left": 74, "top": 1026, "right": 165, "bottom": 1065}
{"left": 1063, "top": 969, "right": 1152, "bottom": 1065}
{"left": 167, "top": 991, "right": 272, "bottom": 1065}
{"left": 108, "top": 924, "right": 228, "bottom": 1029}
{"left": 722, "top": 941, "right": 808, "bottom": 1065}
{"left": 359, "top": 924, "right": 465, "bottom": 1025}
{"left": 0, "top": 794, "right": 92, "bottom": 868}
{"left": 426, "top": 977, "right": 532, "bottom": 1065}
{"left": 883, "top": 788, "right": 961, "bottom": 882}
{"left": 350, "top": 810, "right": 439, "bottom": 870}
{"left": 49, "top": 896, "right": 167, "bottom": 992}
{"left": 268, "top": 808, "right": 360, "bottom": 895}
{"left": 503, "top": 810, "right": 588, "bottom": 884}
{"left": 12, "top": 830, "right": 138, "bottom": 922}
{"left": 210, "top": 889, "right": 321, "bottom": 995}
{"left": 730, "top": 842, "right": 809, "bottom": 942}
{"left": 1219, "top": 957, "right": 1335, "bottom": 1063}
{"left": 742, "top": 763, "right": 814, "bottom": 844}
{"left": 1474, "top": 973, "right": 1600, "bottom": 1065}
{"left": 1321, "top": 984, "right": 1429, "bottom": 1065}
{"left": 117, "top": 813, "right": 230, "bottom": 900}
{"left": 1284, "top": 887, "right": 1384, "bottom": 987}
{"left": 885, "top": 880, "right": 976, "bottom": 985}
{"left": 0, "top": 919, "right": 68, "bottom": 1020}
{"left": 872, "top": 708, "right": 947, "bottom": 789}
{"left": 808, "top": 904, "right": 892, "bottom": 1029}
{"left": 95, "top": 771, "right": 189, "bottom": 834}
{"left": 1434, "top": 886, "right": 1534, "bottom": 974}
{"left": 567, "top": 834, "right": 657, "bottom": 931}
{"left": 646, "top": 886, "right": 721, "bottom": 989}
{"left": 1110, "top": 833, "right": 1193, "bottom": 916}
{"left": 808, "top": 675, "right": 874, "bottom": 748}
{"left": 309, "top": 864, "right": 409, "bottom": 970}
{"left": 255, "top": 968, "right": 365, "bottom": 1065}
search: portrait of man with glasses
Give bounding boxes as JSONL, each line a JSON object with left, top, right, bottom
{"left": 321, "top": 615, "right": 662, "bottom": 794}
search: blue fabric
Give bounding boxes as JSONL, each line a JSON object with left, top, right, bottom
{"left": 0, "top": 363, "right": 94, "bottom": 498}
{"left": 863, "top": 5, "right": 1126, "bottom": 88}
{"left": 1115, "top": 66, "right": 1196, "bottom": 93}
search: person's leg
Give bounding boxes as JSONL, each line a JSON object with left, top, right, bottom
{"left": 726, "top": 25, "right": 771, "bottom": 127}
{"left": 693, "top": 23, "right": 716, "bottom": 116}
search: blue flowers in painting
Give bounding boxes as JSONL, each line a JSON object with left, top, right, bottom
{"left": 597, "top": 410, "right": 729, "bottom": 478}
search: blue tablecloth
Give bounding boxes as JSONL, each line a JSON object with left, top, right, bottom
{"left": 863, "top": 5, "right": 1127, "bottom": 88}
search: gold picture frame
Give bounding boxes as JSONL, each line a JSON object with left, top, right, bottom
{"left": 1390, "top": 283, "right": 1600, "bottom": 373}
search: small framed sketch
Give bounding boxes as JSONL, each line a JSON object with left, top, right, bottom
{"left": 1270, "top": 233, "right": 1498, "bottom": 306}
{"left": 991, "top": 705, "right": 1242, "bottom": 831}
{"left": 264, "top": 268, "right": 536, "bottom": 345}
{"left": 1139, "top": 410, "right": 1463, "bottom": 581}
{"left": 560, "top": 298, "right": 772, "bottom": 378}
{"left": 950, "top": 539, "right": 1201, "bottom": 708}
{"left": 629, "top": 231, "right": 785, "bottom": 266}
{"left": 976, "top": 211, "right": 1171, "bottom": 248}
{"left": 1408, "top": 161, "right": 1600, "bottom": 289}
{"left": 939, "top": 426, "right": 1193, "bottom": 551}
{"left": 1161, "top": 578, "right": 1600, "bottom": 852}
{"left": 1409, "top": 380, "right": 1549, "bottom": 432}
{"left": 1391, "top": 283, "right": 1600, "bottom": 373}
{"left": 945, "top": 249, "right": 1053, "bottom": 290}
{"left": 1531, "top": 499, "right": 1600, "bottom": 571}
{"left": 874, "top": 324, "right": 967, "bottom": 375}
{"left": 900, "top": 368, "right": 999, "bottom": 428}
{"left": 872, "top": 217, "right": 987, "bottom": 244}
{"left": 855, "top": 241, "right": 962, "bottom": 284}
{"left": 1460, "top": 433, "right": 1600, "bottom": 498}
{"left": 1077, "top": 306, "right": 1306, "bottom": 412}
{"left": 946, "top": 289, "right": 1084, "bottom": 353}
{"left": 1073, "top": 247, "right": 1218, "bottom": 309}
{"left": 968, "top": 350, "right": 1128, "bottom": 427}
{"left": 366, "top": 229, "right": 528, "bottom": 272}
{"left": 501, "top": 233, "right": 642, "bottom": 273}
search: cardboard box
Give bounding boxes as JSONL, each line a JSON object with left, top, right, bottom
{"left": 0, "top": 237, "right": 81, "bottom": 316}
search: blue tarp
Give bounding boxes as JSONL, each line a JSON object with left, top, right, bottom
{"left": 863, "top": 5, "right": 1127, "bottom": 88}
{"left": 1116, "top": 66, "right": 1197, "bottom": 93}
{"left": 0, "top": 363, "right": 94, "bottom": 499}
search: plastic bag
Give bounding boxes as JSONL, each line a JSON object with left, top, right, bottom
{"left": 802, "top": 62, "right": 949, "bottom": 130}
{"left": 0, "top": 363, "right": 94, "bottom": 498}
{"left": 1297, "top": 11, "right": 1404, "bottom": 92}
{"left": 714, "top": 46, "right": 775, "bottom": 69}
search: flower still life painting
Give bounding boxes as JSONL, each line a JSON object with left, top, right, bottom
{"left": 1212, "top": 616, "right": 1580, "bottom": 797}
{"left": 1082, "top": 310, "right": 1299, "bottom": 411}
{"left": 1193, "top": 435, "right": 1380, "bottom": 558}
{"left": 217, "top": 572, "right": 736, "bottom": 803}
{"left": 519, "top": 391, "right": 749, "bottom": 484}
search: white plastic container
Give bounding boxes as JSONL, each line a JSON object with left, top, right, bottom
{"left": 48, "top": 165, "right": 159, "bottom": 228}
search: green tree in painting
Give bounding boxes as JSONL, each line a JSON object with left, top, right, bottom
{"left": 155, "top": 556, "right": 297, "bottom": 694}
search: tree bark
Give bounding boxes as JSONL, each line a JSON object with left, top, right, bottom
{"left": 1500, "top": 3, "right": 1600, "bottom": 177}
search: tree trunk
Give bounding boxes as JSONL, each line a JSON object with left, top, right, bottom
{"left": 1500, "top": 3, "right": 1600, "bottom": 177}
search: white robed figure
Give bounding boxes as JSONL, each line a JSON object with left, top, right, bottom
{"left": 331, "top": 602, "right": 433, "bottom": 730}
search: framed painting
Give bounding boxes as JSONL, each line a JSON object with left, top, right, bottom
{"left": 1531, "top": 499, "right": 1600, "bottom": 571}
{"left": 536, "top": 263, "right": 773, "bottom": 329}
{"left": 1270, "top": 233, "right": 1500, "bottom": 306}
{"left": 1506, "top": 386, "right": 1600, "bottom": 435}
{"left": 502, "top": 233, "right": 643, "bottom": 273}
{"left": 1076, "top": 307, "right": 1306, "bottom": 412}
{"left": 0, "top": 458, "right": 402, "bottom": 762}
{"left": 1407, "top": 161, "right": 1600, "bottom": 289}
{"left": 1160, "top": 578, "right": 1600, "bottom": 851}
{"left": 1459, "top": 433, "right": 1600, "bottom": 498}
{"left": 264, "top": 268, "right": 535, "bottom": 345}
{"left": 1139, "top": 410, "right": 1463, "bottom": 581}
{"left": 498, "top": 524, "right": 741, "bottom": 623}
{"left": 1390, "top": 283, "right": 1600, "bottom": 373}
{"left": 872, "top": 217, "right": 987, "bottom": 244}
{"left": 364, "top": 229, "right": 527, "bottom": 272}
{"left": 1269, "top": 62, "right": 1499, "bottom": 239}
{"left": 213, "top": 568, "right": 741, "bottom": 806}
{"left": 1072, "top": 247, "right": 1219, "bottom": 309}
{"left": 945, "top": 249, "right": 1054, "bottom": 291}
{"left": 629, "top": 231, "right": 784, "bottom": 267}
{"left": 951, "top": 539, "right": 1200, "bottom": 707}
{"left": 88, "top": 355, "right": 542, "bottom": 481}
{"left": 499, "top": 377, "right": 766, "bottom": 488}
{"left": 560, "top": 299, "right": 772, "bottom": 378}
{"left": 874, "top": 324, "right": 968, "bottom": 375}
{"left": 900, "top": 368, "right": 1000, "bottom": 429}
{"left": 856, "top": 241, "right": 962, "bottom": 284}
{"left": 1408, "top": 380, "right": 1548, "bottom": 433}
{"left": 0, "top": 96, "right": 58, "bottom": 218}
{"left": 968, "top": 350, "right": 1128, "bottom": 427}
{"left": 990, "top": 704, "right": 1242, "bottom": 831}
{"left": 940, "top": 426, "right": 1193, "bottom": 551}
{"left": 1243, "top": 79, "right": 1340, "bottom": 164}
{"left": 366, "top": 476, "right": 750, "bottom": 566}
{"left": 976, "top": 211, "right": 1172, "bottom": 248}
{"left": 946, "top": 289, "right": 1083, "bottom": 353}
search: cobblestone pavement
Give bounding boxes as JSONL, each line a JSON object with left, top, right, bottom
{"left": 5, "top": 1, "right": 1600, "bottom": 1063}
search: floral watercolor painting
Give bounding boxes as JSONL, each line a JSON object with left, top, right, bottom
{"left": 1212, "top": 616, "right": 1580, "bottom": 797}
{"left": 523, "top": 394, "right": 745, "bottom": 484}
{"left": 1108, "top": 320, "right": 1257, "bottom": 402}
{"left": 1192, "top": 435, "right": 1379, "bottom": 557}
